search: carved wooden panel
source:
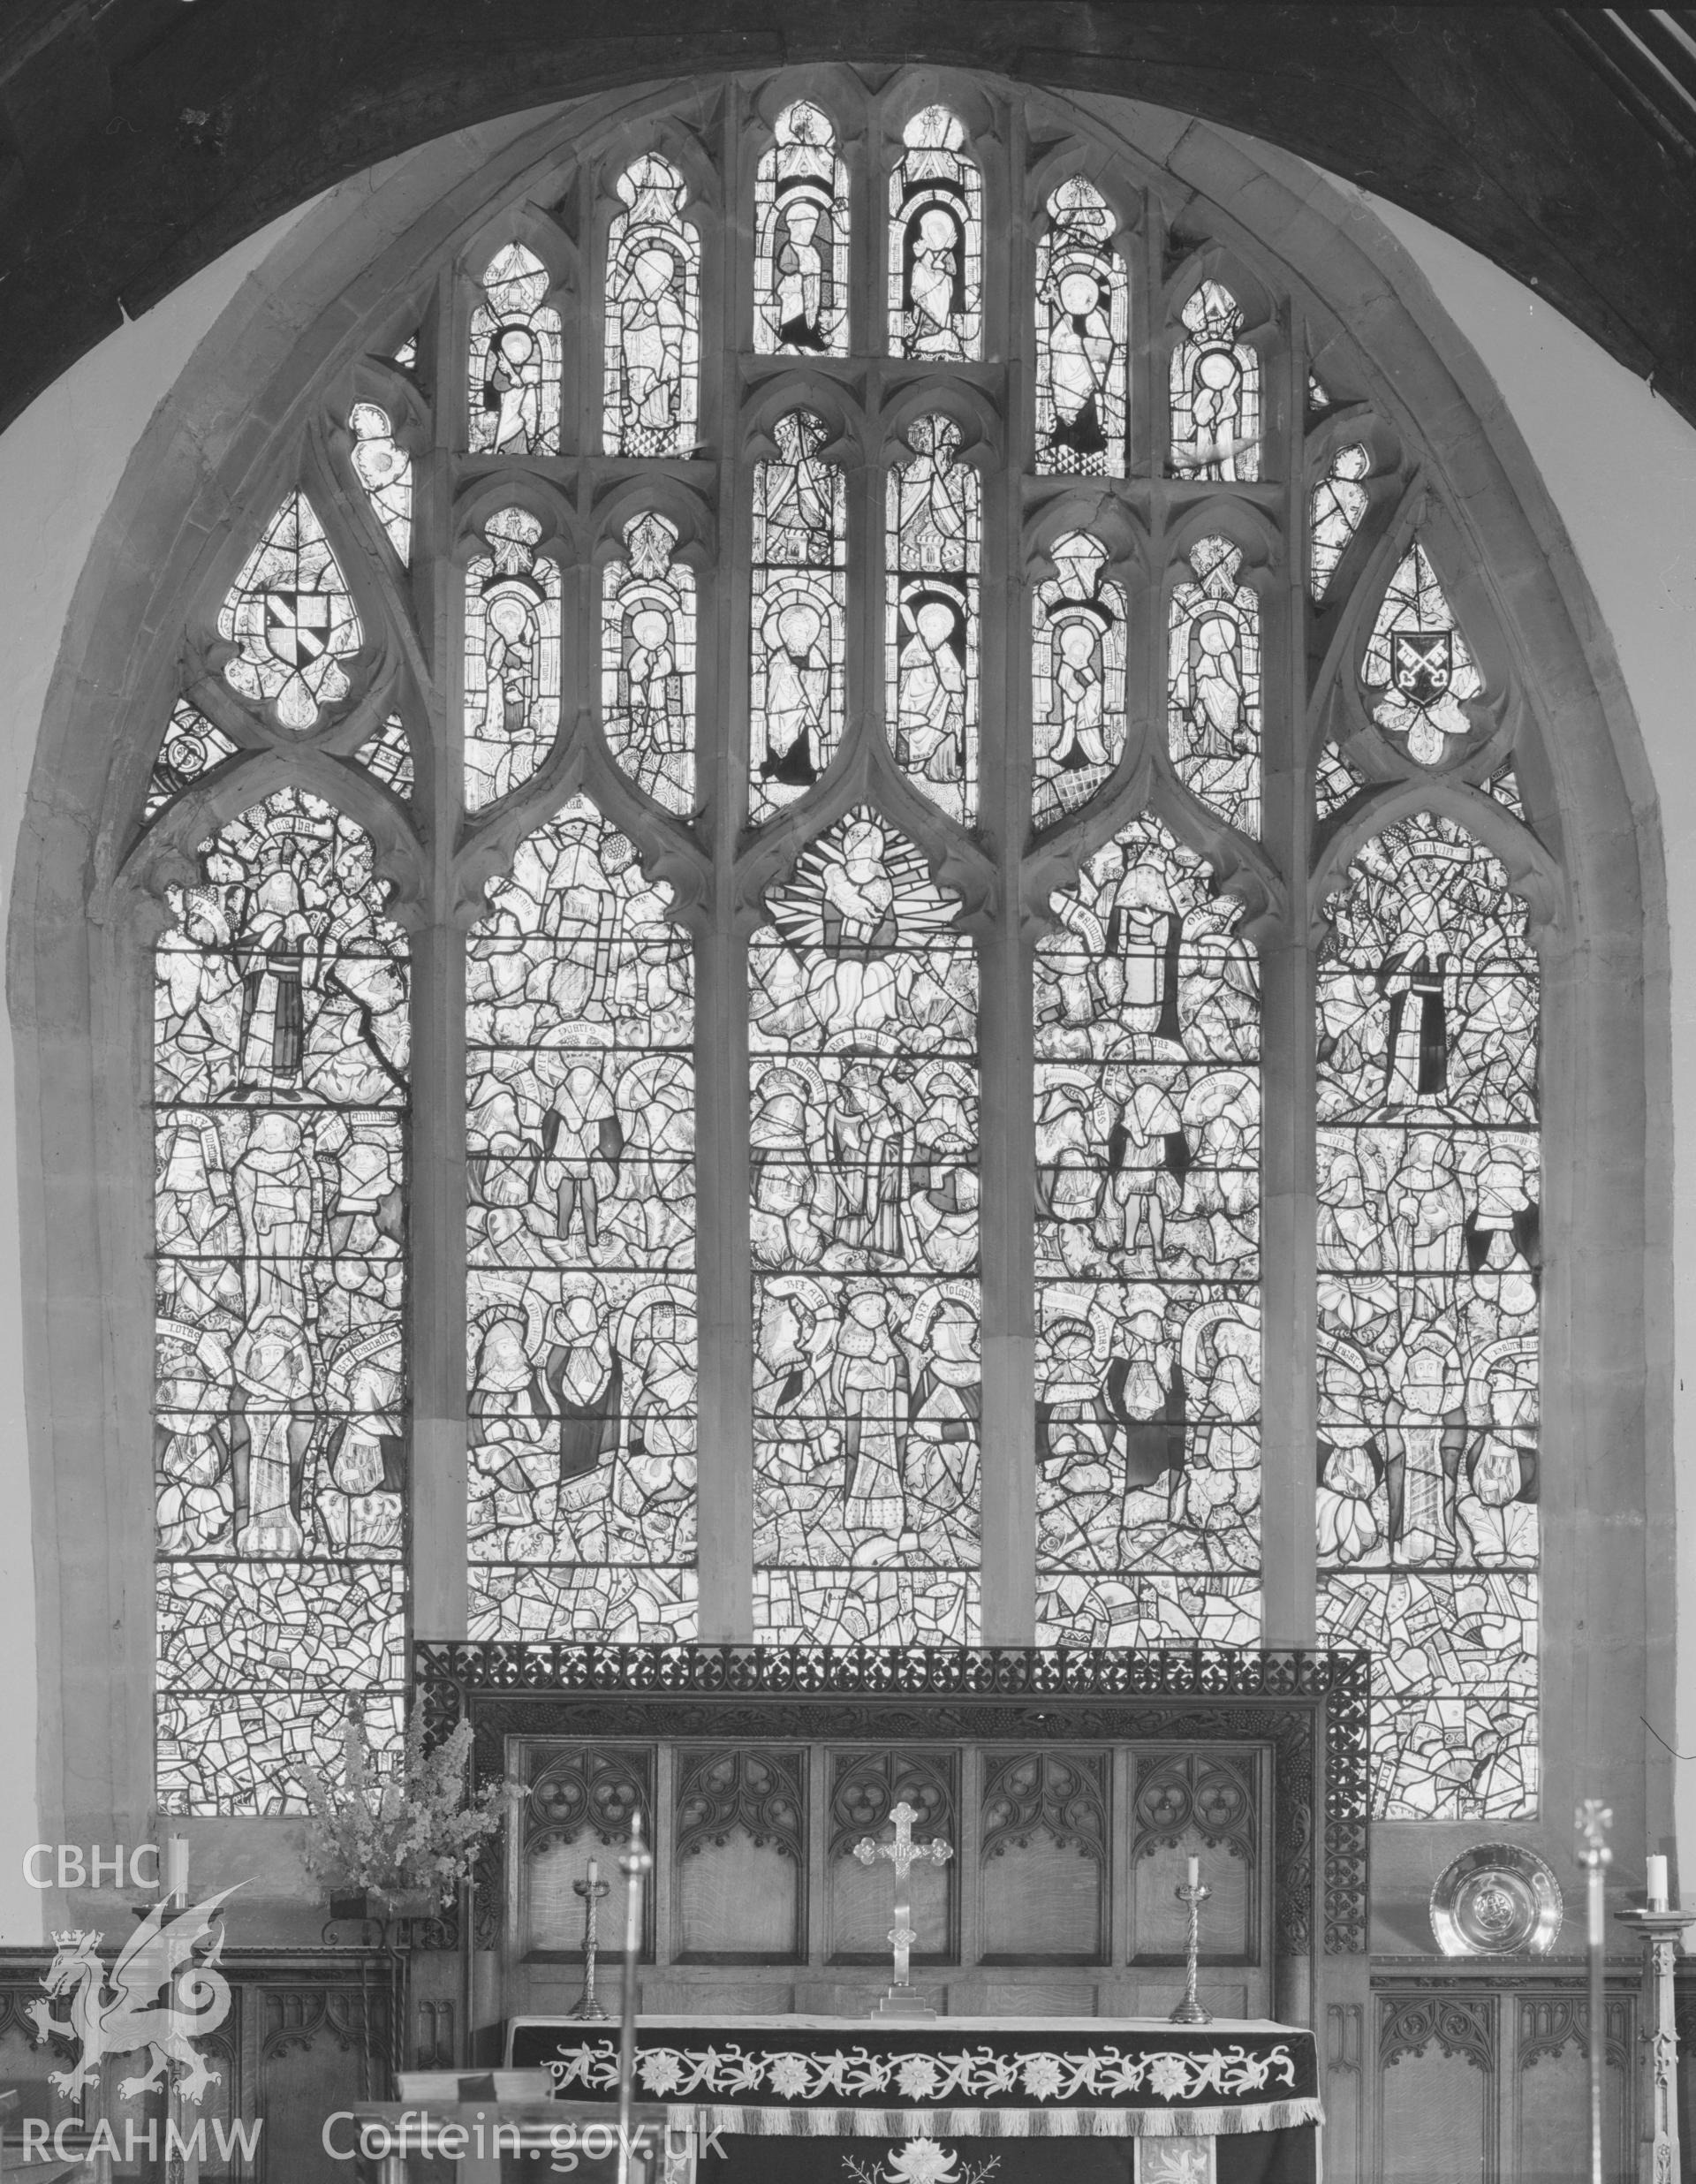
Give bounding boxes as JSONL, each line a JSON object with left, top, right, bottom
{"left": 260, "top": 1982, "right": 389, "bottom": 2182}
{"left": 1130, "top": 1748, "right": 1258, "bottom": 1964}
{"left": 828, "top": 1748, "right": 959, "bottom": 1964}
{"left": 674, "top": 1746, "right": 806, "bottom": 1962}
{"left": 1511, "top": 1995, "right": 1632, "bottom": 2184}
{"left": 979, "top": 1749, "right": 1109, "bottom": 1963}
{"left": 519, "top": 1740, "right": 654, "bottom": 1959}
{"left": 1323, "top": 1999, "right": 1366, "bottom": 2184}
{"left": 1378, "top": 1991, "right": 1497, "bottom": 2184}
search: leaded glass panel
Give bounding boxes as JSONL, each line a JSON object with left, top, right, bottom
{"left": 145, "top": 699, "right": 239, "bottom": 822}
{"left": 603, "top": 155, "right": 700, "bottom": 458}
{"left": 751, "top": 411, "right": 847, "bottom": 820}
{"left": 464, "top": 506, "right": 562, "bottom": 813}
{"left": 348, "top": 401, "right": 413, "bottom": 561}
{"left": 353, "top": 713, "right": 414, "bottom": 800}
{"left": 1362, "top": 539, "right": 1483, "bottom": 767}
{"left": 888, "top": 106, "right": 982, "bottom": 360}
{"left": 886, "top": 414, "right": 980, "bottom": 824}
{"left": 1167, "top": 537, "right": 1261, "bottom": 837}
{"left": 601, "top": 512, "right": 696, "bottom": 815}
{"left": 1032, "top": 532, "right": 1127, "bottom": 827}
{"left": 468, "top": 244, "right": 564, "bottom": 458}
{"left": 218, "top": 492, "right": 361, "bottom": 732}
{"left": 750, "top": 808, "right": 980, "bottom": 1644}
{"left": 754, "top": 102, "right": 850, "bottom": 356}
{"left": 466, "top": 793, "right": 697, "bottom": 1641}
{"left": 1308, "top": 443, "right": 1369, "bottom": 602}
{"left": 1169, "top": 282, "right": 1259, "bottom": 482}
{"left": 1034, "top": 179, "right": 1128, "bottom": 477}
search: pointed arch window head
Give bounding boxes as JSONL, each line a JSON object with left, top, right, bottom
{"left": 750, "top": 807, "right": 980, "bottom": 1645}
{"left": 1169, "top": 282, "right": 1260, "bottom": 483}
{"left": 463, "top": 507, "right": 562, "bottom": 814}
{"left": 754, "top": 101, "right": 850, "bottom": 357}
{"left": 751, "top": 409, "right": 847, "bottom": 821}
{"left": 155, "top": 787, "right": 410, "bottom": 1813}
{"left": 467, "top": 244, "right": 564, "bottom": 459}
{"left": 1032, "top": 532, "right": 1128, "bottom": 828}
{"left": 1035, "top": 813, "right": 1261, "bottom": 1649}
{"left": 886, "top": 414, "right": 980, "bottom": 825}
{"left": 1034, "top": 179, "right": 1129, "bottom": 477}
{"left": 889, "top": 106, "right": 983, "bottom": 361}
{"left": 1363, "top": 539, "right": 1482, "bottom": 767}
{"left": 603, "top": 155, "right": 700, "bottom": 458}
{"left": 218, "top": 492, "right": 360, "bottom": 732}
{"left": 601, "top": 512, "right": 696, "bottom": 816}
{"left": 144, "top": 699, "right": 239, "bottom": 822}
{"left": 466, "top": 792, "right": 698, "bottom": 1642}
{"left": 1309, "top": 443, "right": 1370, "bottom": 603}
{"left": 348, "top": 402, "right": 413, "bottom": 563}
{"left": 1168, "top": 537, "right": 1261, "bottom": 838}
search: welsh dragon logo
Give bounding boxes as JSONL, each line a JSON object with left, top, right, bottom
{"left": 29, "top": 1887, "right": 238, "bottom": 2104}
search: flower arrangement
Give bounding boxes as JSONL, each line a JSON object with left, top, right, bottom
{"left": 296, "top": 1702, "right": 505, "bottom": 1912}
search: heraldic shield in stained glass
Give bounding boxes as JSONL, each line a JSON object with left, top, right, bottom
{"left": 1034, "top": 178, "right": 1129, "bottom": 478}
{"left": 1314, "top": 811, "right": 1540, "bottom": 1819}
{"left": 466, "top": 793, "right": 698, "bottom": 1642}
{"left": 1032, "top": 532, "right": 1128, "bottom": 828}
{"left": 1362, "top": 538, "right": 1484, "bottom": 768}
{"left": 601, "top": 512, "right": 697, "bottom": 816}
{"left": 1308, "top": 443, "right": 1370, "bottom": 603}
{"left": 219, "top": 491, "right": 362, "bottom": 732}
{"left": 604, "top": 155, "right": 700, "bottom": 459}
{"left": 464, "top": 506, "right": 563, "bottom": 813}
{"left": 348, "top": 401, "right": 413, "bottom": 563}
{"left": 888, "top": 106, "right": 983, "bottom": 361}
{"left": 467, "top": 242, "right": 564, "bottom": 459}
{"left": 1167, "top": 537, "right": 1261, "bottom": 838}
{"left": 1169, "top": 282, "right": 1260, "bottom": 484}
{"left": 1034, "top": 814, "right": 1262, "bottom": 1651}
{"left": 154, "top": 788, "right": 409, "bottom": 1813}
{"left": 754, "top": 101, "right": 851, "bottom": 357}
{"left": 749, "top": 808, "right": 981, "bottom": 1646}
{"left": 751, "top": 410, "right": 848, "bottom": 821}
{"left": 886, "top": 414, "right": 980, "bottom": 825}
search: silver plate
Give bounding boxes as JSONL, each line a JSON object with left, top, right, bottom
{"left": 1430, "top": 1843, "right": 1564, "bottom": 1956}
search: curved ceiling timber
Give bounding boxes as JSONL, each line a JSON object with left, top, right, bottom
{"left": 2, "top": 1, "right": 1693, "bottom": 433}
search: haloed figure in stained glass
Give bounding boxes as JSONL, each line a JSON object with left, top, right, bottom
{"left": 1035, "top": 180, "right": 1128, "bottom": 477}
{"left": 755, "top": 102, "right": 849, "bottom": 356}
{"left": 605, "top": 155, "right": 699, "bottom": 459}
{"left": 888, "top": 107, "right": 982, "bottom": 361}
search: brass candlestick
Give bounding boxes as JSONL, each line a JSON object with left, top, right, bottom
{"left": 1170, "top": 1881, "right": 1212, "bottom": 2025}
{"left": 567, "top": 1860, "right": 611, "bottom": 2021}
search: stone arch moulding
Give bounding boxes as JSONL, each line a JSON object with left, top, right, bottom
{"left": 7, "top": 82, "right": 1665, "bottom": 1919}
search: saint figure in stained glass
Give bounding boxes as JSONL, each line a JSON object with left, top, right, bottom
{"left": 1031, "top": 532, "right": 1127, "bottom": 827}
{"left": 602, "top": 512, "right": 696, "bottom": 815}
{"left": 1167, "top": 537, "right": 1261, "bottom": 837}
{"left": 1362, "top": 539, "right": 1482, "bottom": 767}
{"left": 463, "top": 507, "right": 562, "bottom": 812}
{"left": 603, "top": 155, "right": 700, "bottom": 458}
{"left": 218, "top": 492, "right": 361, "bottom": 732}
{"left": 1034, "top": 179, "right": 1128, "bottom": 477}
{"left": 754, "top": 101, "right": 850, "bottom": 356}
{"left": 1169, "top": 282, "right": 1259, "bottom": 482}
{"left": 467, "top": 243, "right": 564, "bottom": 458}
{"left": 751, "top": 411, "right": 847, "bottom": 819}
{"left": 144, "top": 699, "right": 240, "bottom": 822}
{"left": 1309, "top": 443, "right": 1370, "bottom": 602}
{"left": 886, "top": 414, "right": 980, "bottom": 824}
{"left": 888, "top": 106, "right": 982, "bottom": 361}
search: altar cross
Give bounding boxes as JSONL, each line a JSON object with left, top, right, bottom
{"left": 852, "top": 1801, "right": 952, "bottom": 2011}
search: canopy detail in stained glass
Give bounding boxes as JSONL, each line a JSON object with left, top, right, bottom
{"left": 464, "top": 507, "right": 562, "bottom": 813}
{"left": 144, "top": 699, "right": 240, "bottom": 823}
{"left": 886, "top": 414, "right": 980, "bottom": 824}
{"left": 466, "top": 793, "right": 697, "bottom": 1642}
{"left": 750, "top": 808, "right": 980, "bottom": 1644}
{"left": 1034, "top": 179, "right": 1128, "bottom": 477}
{"left": 155, "top": 789, "right": 409, "bottom": 1813}
{"left": 888, "top": 106, "right": 982, "bottom": 361}
{"left": 1034, "top": 813, "right": 1262, "bottom": 1649}
{"left": 751, "top": 410, "right": 847, "bottom": 821}
{"left": 468, "top": 244, "right": 564, "bottom": 458}
{"left": 1169, "top": 282, "right": 1259, "bottom": 483}
{"left": 1309, "top": 444, "right": 1370, "bottom": 603}
{"left": 1032, "top": 531, "right": 1127, "bottom": 827}
{"left": 348, "top": 401, "right": 413, "bottom": 562}
{"left": 1168, "top": 537, "right": 1261, "bottom": 837}
{"left": 218, "top": 492, "right": 361, "bottom": 731}
{"left": 754, "top": 102, "right": 850, "bottom": 356}
{"left": 1362, "top": 540, "right": 1483, "bottom": 767}
{"left": 603, "top": 155, "right": 700, "bottom": 458}
{"left": 1315, "top": 743, "right": 1367, "bottom": 821}
{"left": 601, "top": 513, "right": 696, "bottom": 815}
{"left": 353, "top": 714, "right": 413, "bottom": 800}
{"left": 1315, "top": 810, "right": 1540, "bottom": 1819}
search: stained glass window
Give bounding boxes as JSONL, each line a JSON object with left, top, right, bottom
{"left": 750, "top": 410, "right": 847, "bottom": 821}
{"left": 886, "top": 414, "right": 980, "bottom": 825}
{"left": 750, "top": 808, "right": 980, "bottom": 1644}
{"left": 1167, "top": 536, "right": 1261, "bottom": 837}
{"left": 463, "top": 506, "right": 562, "bottom": 813}
{"left": 353, "top": 713, "right": 414, "bottom": 800}
{"left": 603, "top": 155, "right": 700, "bottom": 458}
{"left": 468, "top": 244, "right": 564, "bottom": 458}
{"left": 754, "top": 102, "right": 850, "bottom": 356}
{"left": 1315, "top": 742, "right": 1367, "bottom": 821}
{"left": 888, "top": 106, "right": 982, "bottom": 360}
{"left": 466, "top": 792, "right": 697, "bottom": 1641}
{"left": 1034, "top": 179, "right": 1128, "bottom": 476}
{"left": 1034, "top": 814, "right": 1261, "bottom": 1649}
{"left": 599, "top": 513, "right": 696, "bottom": 815}
{"left": 144, "top": 699, "right": 239, "bottom": 822}
{"left": 1314, "top": 811, "right": 1540, "bottom": 1819}
{"left": 1170, "top": 282, "right": 1260, "bottom": 482}
{"left": 1032, "top": 532, "right": 1127, "bottom": 827}
{"left": 155, "top": 788, "right": 409, "bottom": 1812}
{"left": 394, "top": 334, "right": 418, "bottom": 371}
{"left": 348, "top": 401, "right": 412, "bottom": 562}
{"left": 218, "top": 492, "right": 361, "bottom": 732}
{"left": 1362, "top": 539, "right": 1482, "bottom": 767}
{"left": 1309, "top": 443, "right": 1370, "bottom": 602}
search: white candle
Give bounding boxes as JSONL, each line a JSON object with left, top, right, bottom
{"left": 1647, "top": 1854, "right": 1670, "bottom": 1910}
{"left": 1186, "top": 1854, "right": 1200, "bottom": 1892}
{"left": 165, "top": 1834, "right": 190, "bottom": 1906}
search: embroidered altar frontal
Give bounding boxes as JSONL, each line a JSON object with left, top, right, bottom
{"left": 507, "top": 2016, "right": 1321, "bottom": 2141}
